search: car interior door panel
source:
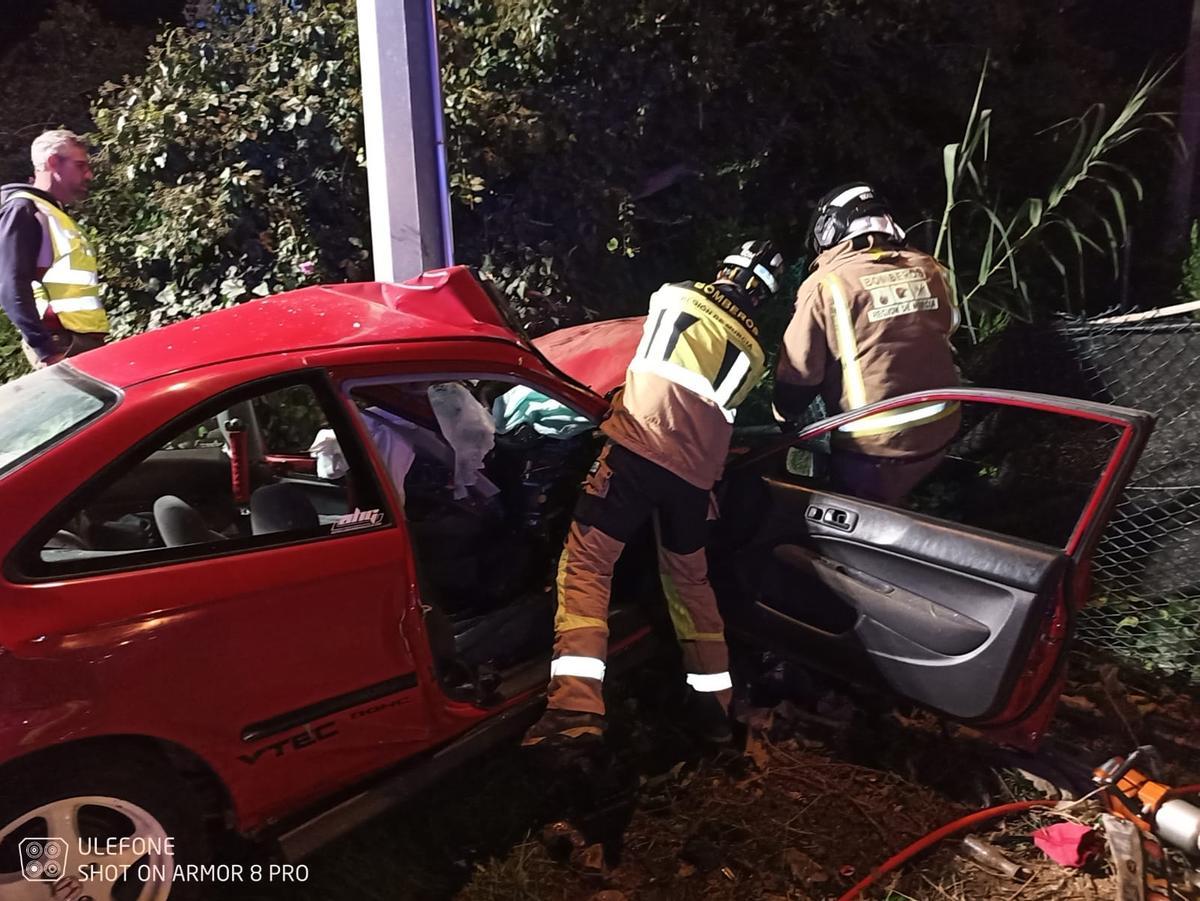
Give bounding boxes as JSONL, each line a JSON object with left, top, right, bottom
{"left": 715, "top": 389, "right": 1152, "bottom": 730}
{"left": 771, "top": 544, "right": 992, "bottom": 657}
{"left": 728, "top": 479, "right": 1068, "bottom": 720}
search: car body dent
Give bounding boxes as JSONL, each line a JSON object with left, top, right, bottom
{"left": 74, "top": 268, "right": 522, "bottom": 391}
{"left": 532, "top": 316, "right": 644, "bottom": 397}
{"left": 0, "top": 275, "right": 624, "bottom": 832}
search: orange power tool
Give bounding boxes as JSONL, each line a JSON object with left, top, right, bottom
{"left": 1094, "top": 747, "right": 1200, "bottom": 855}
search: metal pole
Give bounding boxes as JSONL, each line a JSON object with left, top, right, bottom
{"left": 356, "top": 0, "right": 455, "bottom": 281}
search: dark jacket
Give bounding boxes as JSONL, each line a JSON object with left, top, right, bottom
{"left": 0, "top": 183, "right": 58, "bottom": 359}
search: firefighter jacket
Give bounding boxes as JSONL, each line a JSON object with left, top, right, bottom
{"left": 1, "top": 187, "right": 108, "bottom": 341}
{"left": 774, "top": 238, "right": 960, "bottom": 458}
{"left": 602, "top": 280, "right": 767, "bottom": 489}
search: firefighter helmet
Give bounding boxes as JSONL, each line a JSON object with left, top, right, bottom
{"left": 810, "top": 183, "right": 905, "bottom": 254}
{"left": 716, "top": 240, "right": 785, "bottom": 303}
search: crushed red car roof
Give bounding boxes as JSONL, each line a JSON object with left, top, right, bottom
{"left": 76, "top": 267, "right": 521, "bottom": 388}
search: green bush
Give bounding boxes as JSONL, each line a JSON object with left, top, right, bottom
{"left": 0, "top": 316, "right": 30, "bottom": 380}
{"left": 934, "top": 62, "right": 1174, "bottom": 339}
{"left": 0, "top": 1, "right": 158, "bottom": 185}
{"left": 84, "top": 0, "right": 368, "bottom": 336}
{"left": 74, "top": 0, "right": 1130, "bottom": 350}
{"left": 437, "top": 0, "right": 1125, "bottom": 331}
{"left": 1089, "top": 593, "right": 1200, "bottom": 680}
{"left": 1179, "top": 221, "right": 1200, "bottom": 301}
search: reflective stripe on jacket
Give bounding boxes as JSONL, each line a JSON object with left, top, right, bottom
{"left": 630, "top": 282, "right": 766, "bottom": 423}
{"left": 8, "top": 190, "right": 108, "bottom": 335}
{"left": 777, "top": 240, "right": 960, "bottom": 458}
{"left": 603, "top": 281, "right": 767, "bottom": 489}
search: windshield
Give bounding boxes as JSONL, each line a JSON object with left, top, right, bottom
{"left": 0, "top": 366, "right": 119, "bottom": 478}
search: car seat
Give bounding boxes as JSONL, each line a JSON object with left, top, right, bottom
{"left": 250, "top": 483, "right": 320, "bottom": 535}
{"left": 153, "top": 495, "right": 225, "bottom": 547}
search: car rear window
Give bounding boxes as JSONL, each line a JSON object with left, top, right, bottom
{"left": 0, "top": 366, "right": 119, "bottom": 478}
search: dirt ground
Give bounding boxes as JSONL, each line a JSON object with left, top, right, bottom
{"left": 223, "top": 651, "right": 1200, "bottom": 901}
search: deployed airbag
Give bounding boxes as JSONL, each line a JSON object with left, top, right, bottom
{"left": 428, "top": 383, "right": 496, "bottom": 499}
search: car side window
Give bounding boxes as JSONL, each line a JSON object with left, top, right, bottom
{"left": 35, "top": 377, "right": 389, "bottom": 574}
{"left": 783, "top": 399, "right": 1125, "bottom": 550}
{"left": 254, "top": 383, "right": 333, "bottom": 456}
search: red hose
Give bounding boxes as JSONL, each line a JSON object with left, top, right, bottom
{"left": 837, "top": 799, "right": 1056, "bottom": 901}
{"left": 840, "top": 784, "right": 1200, "bottom": 900}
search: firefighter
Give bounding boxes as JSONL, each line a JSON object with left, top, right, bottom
{"left": 774, "top": 183, "right": 960, "bottom": 505}
{"left": 0, "top": 130, "right": 108, "bottom": 368}
{"left": 523, "top": 241, "right": 785, "bottom": 751}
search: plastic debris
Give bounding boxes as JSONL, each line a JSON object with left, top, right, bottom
{"left": 959, "top": 834, "right": 1030, "bottom": 880}
{"left": 1102, "top": 814, "right": 1146, "bottom": 901}
{"left": 308, "top": 428, "right": 349, "bottom": 479}
{"left": 1032, "top": 822, "right": 1103, "bottom": 868}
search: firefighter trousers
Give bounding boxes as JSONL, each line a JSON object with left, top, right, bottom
{"left": 831, "top": 447, "right": 947, "bottom": 506}
{"left": 547, "top": 441, "right": 732, "bottom": 717}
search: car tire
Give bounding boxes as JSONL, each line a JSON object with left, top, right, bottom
{"left": 0, "top": 746, "right": 211, "bottom": 901}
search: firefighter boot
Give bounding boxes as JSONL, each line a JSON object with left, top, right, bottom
{"left": 522, "top": 708, "right": 607, "bottom": 754}
{"left": 679, "top": 687, "right": 734, "bottom": 748}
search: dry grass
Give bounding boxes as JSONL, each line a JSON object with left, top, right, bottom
{"left": 217, "top": 653, "right": 1200, "bottom": 901}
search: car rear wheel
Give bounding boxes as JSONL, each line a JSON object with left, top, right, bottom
{"left": 0, "top": 749, "right": 210, "bottom": 901}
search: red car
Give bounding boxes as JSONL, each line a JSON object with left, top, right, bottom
{"left": 0, "top": 266, "right": 1151, "bottom": 899}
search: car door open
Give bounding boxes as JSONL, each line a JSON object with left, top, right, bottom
{"left": 714, "top": 388, "right": 1153, "bottom": 735}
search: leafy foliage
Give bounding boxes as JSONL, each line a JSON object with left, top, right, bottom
{"left": 931, "top": 61, "right": 1176, "bottom": 339}
{"left": 437, "top": 0, "right": 1127, "bottom": 331}
{"left": 71, "top": 0, "right": 1134, "bottom": 349}
{"left": 1179, "top": 221, "right": 1200, "bottom": 301}
{"left": 0, "top": 1, "right": 159, "bottom": 185}
{"left": 84, "top": 0, "right": 368, "bottom": 336}
{"left": 0, "top": 0, "right": 1163, "bottom": 389}
{"left": 0, "top": 316, "right": 28, "bottom": 380}
{"left": 1097, "top": 593, "right": 1200, "bottom": 679}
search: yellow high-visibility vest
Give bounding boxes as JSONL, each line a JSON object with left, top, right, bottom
{"left": 630, "top": 282, "right": 766, "bottom": 423}
{"left": 9, "top": 190, "right": 108, "bottom": 334}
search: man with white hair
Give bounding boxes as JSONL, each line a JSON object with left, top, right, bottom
{"left": 0, "top": 129, "right": 108, "bottom": 367}
{"left": 773, "top": 183, "right": 961, "bottom": 504}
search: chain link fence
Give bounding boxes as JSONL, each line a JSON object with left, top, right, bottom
{"left": 969, "top": 311, "right": 1200, "bottom": 684}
